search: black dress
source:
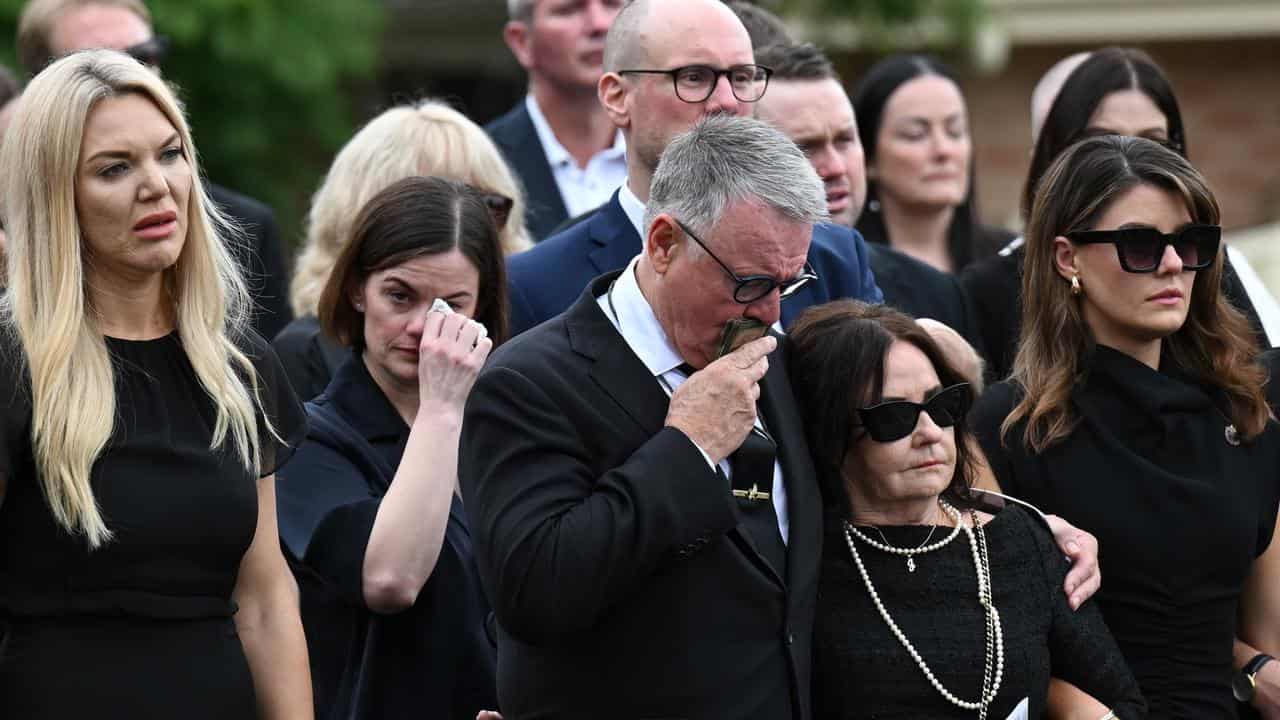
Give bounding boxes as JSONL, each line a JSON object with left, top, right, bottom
{"left": 272, "top": 314, "right": 345, "bottom": 403}
{"left": 0, "top": 329, "right": 305, "bottom": 718}
{"left": 972, "top": 345, "right": 1280, "bottom": 718}
{"left": 276, "top": 353, "right": 498, "bottom": 720}
{"left": 814, "top": 505, "right": 1146, "bottom": 718}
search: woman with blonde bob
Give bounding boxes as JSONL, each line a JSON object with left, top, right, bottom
{"left": 0, "top": 51, "right": 311, "bottom": 718}
{"left": 275, "top": 99, "right": 531, "bottom": 400}
{"left": 973, "top": 135, "right": 1280, "bottom": 718}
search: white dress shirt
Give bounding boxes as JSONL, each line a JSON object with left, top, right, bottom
{"left": 597, "top": 257, "right": 789, "bottom": 542}
{"left": 526, "top": 95, "right": 628, "bottom": 218}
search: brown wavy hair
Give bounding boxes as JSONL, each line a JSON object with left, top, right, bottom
{"left": 1005, "top": 134, "right": 1268, "bottom": 452}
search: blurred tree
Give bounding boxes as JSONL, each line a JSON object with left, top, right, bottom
{"left": 774, "top": 0, "right": 985, "bottom": 51}
{"left": 0, "top": 0, "right": 385, "bottom": 251}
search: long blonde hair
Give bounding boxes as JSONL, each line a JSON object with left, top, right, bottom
{"left": 290, "top": 99, "right": 532, "bottom": 317}
{"left": 0, "top": 50, "right": 270, "bottom": 547}
{"left": 1005, "top": 134, "right": 1268, "bottom": 452}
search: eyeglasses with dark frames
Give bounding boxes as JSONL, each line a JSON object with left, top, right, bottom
{"left": 1065, "top": 223, "right": 1220, "bottom": 274}
{"left": 673, "top": 218, "right": 817, "bottom": 303}
{"left": 617, "top": 64, "right": 773, "bottom": 104}
{"left": 857, "top": 383, "right": 972, "bottom": 443}
{"left": 124, "top": 35, "right": 171, "bottom": 67}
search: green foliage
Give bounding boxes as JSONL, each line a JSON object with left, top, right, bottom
{"left": 777, "top": 0, "right": 986, "bottom": 51}
{"left": 0, "top": 0, "right": 385, "bottom": 249}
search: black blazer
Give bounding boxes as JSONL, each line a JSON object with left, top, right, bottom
{"left": 460, "top": 272, "right": 823, "bottom": 720}
{"left": 208, "top": 182, "right": 293, "bottom": 340}
{"left": 866, "top": 242, "right": 977, "bottom": 343}
{"left": 485, "top": 102, "right": 568, "bottom": 242}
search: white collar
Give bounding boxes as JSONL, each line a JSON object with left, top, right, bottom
{"left": 525, "top": 94, "right": 626, "bottom": 169}
{"left": 617, "top": 181, "right": 647, "bottom": 241}
{"left": 602, "top": 256, "right": 684, "bottom": 378}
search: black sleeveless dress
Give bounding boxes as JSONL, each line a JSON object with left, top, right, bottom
{"left": 0, "top": 330, "right": 305, "bottom": 718}
{"left": 972, "top": 344, "right": 1280, "bottom": 718}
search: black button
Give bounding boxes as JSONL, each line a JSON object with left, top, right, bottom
{"left": 786, "top": 631, "right": 795, "bottom": 645}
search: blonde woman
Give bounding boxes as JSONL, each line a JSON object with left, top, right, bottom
{"left": 276, "top": 99, "right": 532, "bottom": 400}
{"left": 0, "top": 51, "right": 311, "bottom": 718}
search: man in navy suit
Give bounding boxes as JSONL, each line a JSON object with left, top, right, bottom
{"left": 504, "top": 0, "right": 882, "bottom": 336}
{"left": 487, "top": 0, "right": 626, "bottom": 241}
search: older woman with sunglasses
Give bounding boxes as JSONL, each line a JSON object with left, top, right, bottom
{"left": 788, "top": 300, "right": 1145, "bottom": 720}
{"left": 972, "top": 135, "right": 1280, "bottom": 719}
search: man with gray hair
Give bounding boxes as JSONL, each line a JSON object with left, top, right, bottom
{"left": 461, "top": 114, "right": 828, "bottom": 719}
{"left": 504, "top": 0, "right": 881, "bottom": 336}
{"left": 487, "top": 0, "right": 625, "bottom": 240}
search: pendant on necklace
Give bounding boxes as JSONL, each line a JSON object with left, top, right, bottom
{"left": 906, "top": 557, "right": 916, "bottom": 573}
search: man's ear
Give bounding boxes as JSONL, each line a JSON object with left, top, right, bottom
{"left": 503, "top": 21, "right": 534, "bottom": 70}
{"left": 598, "top": 72, "right": 629, "bottom": 130}
{"left": 646, "top": 215, "right": 681, "bottom": 274}
{"left": 1053, "top": 236, "right": 1079, "bottom": 281}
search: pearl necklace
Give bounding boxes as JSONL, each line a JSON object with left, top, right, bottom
{"left": 842, "top": 503, "right": 1005, "bottom": 719}
{"left": 845, "top": 501, "right": 963, "bottom": 572}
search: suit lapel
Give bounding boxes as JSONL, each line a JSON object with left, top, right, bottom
{"left": 565, "top": 273, "right": 670, "bottom": 439}
{"left": 587, "top": 195, "right": 644, "bottom": 277}
{"left": 505, "top": 106, "right": 568, "bottom": 238}
{"left": 758, "top": 335, "right": 822, "bottom": 598}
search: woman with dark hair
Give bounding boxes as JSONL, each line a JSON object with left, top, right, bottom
{"left": 962, "top": 47, "right": 1270, "bottom": 382}
{"left": 852, "top": 54, "right": 1013, "bottom": 274}
{"left": 972, "top": 135, "right": 1280, "bottom": 718}
{"left": 790, "top": 300, "right": 1145, "bottom": 719}
{"left": 275, "top": 176, "right": 506, "bottom": 719}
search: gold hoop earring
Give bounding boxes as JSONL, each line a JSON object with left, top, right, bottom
{"left": 1070, "top": 274, "right": 1082, "bottom": 296}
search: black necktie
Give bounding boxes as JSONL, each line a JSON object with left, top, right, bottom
{"left": 677, "top": 365, "right": 787, "bottom": 576}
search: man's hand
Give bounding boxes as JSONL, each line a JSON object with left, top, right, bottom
{"left": 1046, "top": 514, "right": 1100, "bottom": 610}
{"left": 665, "top": 335, "right": 776, "bottom": 463}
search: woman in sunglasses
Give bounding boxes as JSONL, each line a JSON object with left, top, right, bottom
{"left": 972, "top": 134, "right": 1280, "bottom": 719}
{"left": 275, "top": 176, "right": 507, "bottom": 719}
{"left": 275, "top": 99, "right": 531, "bottom": 402}
{"left": 789, "top": 300, "right": 1145, "bottom": 719}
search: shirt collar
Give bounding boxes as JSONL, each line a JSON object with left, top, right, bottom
{"left": 606, "top": 256, "right": 685, "bottom": 378}
{"left": 617, "top": 181, "right": 647, "bottom": 241}
{"left": 525, "top": 94, "right": 626, "bottom": 169}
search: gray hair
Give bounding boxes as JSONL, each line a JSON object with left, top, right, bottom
{"left": 645, "top": 114, "right": 829, "bottom": 240}
{"left": 507, "top": 0, "right": 535, "bottom": 21}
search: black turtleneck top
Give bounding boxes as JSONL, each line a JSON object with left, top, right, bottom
{"left": 973, "top": 344, "right": 1280, "bottom": 718}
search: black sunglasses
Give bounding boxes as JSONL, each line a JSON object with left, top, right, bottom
{"left": 857, "top": 383, "right": 972, "bottom": 443}
{"left": 1065, "top": 223, "right": 1220, "bottom": 274}
{"left": 124, "top": 35, "right": 170, "bottom": 67}
{"left": 673, "top": 219, "right": 817, "bottom": 303}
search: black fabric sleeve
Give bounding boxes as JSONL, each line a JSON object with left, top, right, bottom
{"left": 0, "top": 329, "right": 32, "bottom": 484}
{"left": 1017, "top": 509, "right": 1148, "bottom": 719}
{"left": 970, "top": 381, "right": 1022, "bottom": 496}
{"left": 459, "top": 365, "right": 740, "bottom": 645}
{"left": 276, "top": 437, "right": 381, "bottom": 607}
{"left": 240, "top": 329, "right": 307, "bottom": 477}
{"left": 271, "top": 317, "right": 333, "bottom": 404}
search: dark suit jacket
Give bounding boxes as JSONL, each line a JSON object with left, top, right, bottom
{"left": 486, "top": 102, "right": 568, "bottom": 242}
{"left": 505, "top": 191, "right": 884, "bottom": 337}
{"left": 867, "top": 242, "right": 977, "bottom": 343}
{"left": 460, "top": 272, "right": 823, "bottom": 719}
{"left": 208, "top": 183, "right": 293, "bottom": 340}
